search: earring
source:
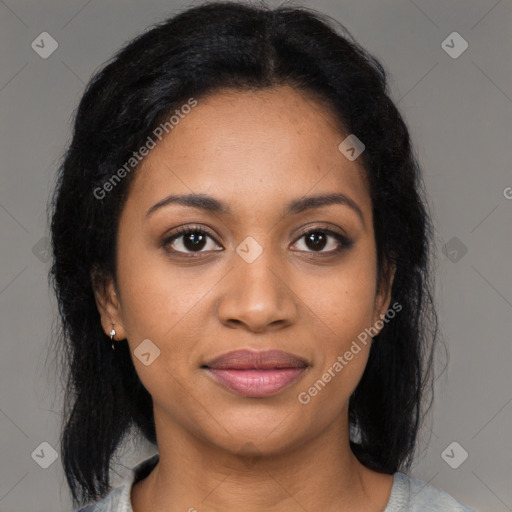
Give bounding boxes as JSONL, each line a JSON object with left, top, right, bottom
{"left": 110, "top": 325, "right": 116, "bottom": 350}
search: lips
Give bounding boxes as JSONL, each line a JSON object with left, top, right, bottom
{"left": 202, "top": 349, "right": 309, "bottom": 397}
{"left": 204, "top": 349, "right": 308, "bottom": 370}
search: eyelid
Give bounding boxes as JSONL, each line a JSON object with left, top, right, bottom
{"left": 165, "top": 224, "right": 219, "bottom": 240}
{"left": 293, "top": 224, "right": 350, "bottom": 242}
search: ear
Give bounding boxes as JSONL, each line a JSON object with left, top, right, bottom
{"left": 372, "top": 260, "right": 396, "bottom": 332}
{"left": 90, "top": 266, "right": 127, "bottom": 340}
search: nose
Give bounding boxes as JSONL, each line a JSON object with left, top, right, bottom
{"left": 216, "top": 247, "right": 299, "bottom": 333}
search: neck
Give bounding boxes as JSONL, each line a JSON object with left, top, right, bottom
{"left": 131, "top": 410, "right": 393, "bottom": 512}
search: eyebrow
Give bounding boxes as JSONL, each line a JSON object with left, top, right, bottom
{"left": 146, "top": 192, "right": 365, "bottom": 226}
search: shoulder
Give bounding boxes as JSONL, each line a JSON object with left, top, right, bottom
{"left": 385, "top": 472, "right": 478, "bottom": 512}
{"left": 73, "top": 453, "right": 159, "bottom": 512}
{"left": 73, "top": 482, "right": 129, "bottom": 512}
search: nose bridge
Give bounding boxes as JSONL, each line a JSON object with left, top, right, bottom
{"left": 216, "top": 237, "right": 297, "bottom": 331}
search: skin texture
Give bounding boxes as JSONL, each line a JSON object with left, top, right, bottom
{"left": 93, "top": 86, "right": 396, "bottom": 512}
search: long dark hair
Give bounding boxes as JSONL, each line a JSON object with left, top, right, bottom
{"left": 48, "top": 1, "right": 439, "bottom": 506}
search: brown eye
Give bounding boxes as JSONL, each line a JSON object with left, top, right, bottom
{"left": 291, "top": 228, "right": 353, "bottom": 254}
{"left": 162, "top": 226, "right": 222, "bottom": 255}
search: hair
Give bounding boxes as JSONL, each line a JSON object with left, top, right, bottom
{"left": 48, "top": 0, "right": 439, "bottom": 507}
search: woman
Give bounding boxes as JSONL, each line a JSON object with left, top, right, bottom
{"left": 49, "top": 2, "right": 477, "bottom": 511}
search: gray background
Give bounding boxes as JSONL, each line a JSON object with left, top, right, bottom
{"left": 0, "top": 0, "right": 511, "bottom": 510}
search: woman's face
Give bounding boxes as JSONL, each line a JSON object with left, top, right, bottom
{"left": 96, "top": 86, "right": 394, "bottom": 456}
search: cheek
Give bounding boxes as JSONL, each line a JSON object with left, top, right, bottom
{"left": 294, "top": 245, "right": 378, "bottom": 405}
{"left": 116, "top": 239, "right": 209, "bottom": 341}
{"left": 114, "top": 241, "right": 223, "bottom": 402}
{"left": 298, "top": 244, "right": 378, "bottom": 342}
{"left": 115, "top": 250, "right": 202, "bottom": 407}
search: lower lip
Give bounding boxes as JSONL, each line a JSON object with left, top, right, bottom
{"left": 205, "top": 368, "right": 306, "bottom": 397}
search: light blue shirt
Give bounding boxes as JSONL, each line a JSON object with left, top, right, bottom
{"left": 76, "top": 453, "right": 477, "bottom": 511}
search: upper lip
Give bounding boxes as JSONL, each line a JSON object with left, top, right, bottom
{"left": 203, "top": 349, "right": 309, "bottom": 370}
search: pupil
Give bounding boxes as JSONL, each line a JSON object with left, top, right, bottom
{"left": 184, "top": 231, "right": 206, "bottom": 251}
{"left": 306, "top": 232, "right": 326, "bottom": 251}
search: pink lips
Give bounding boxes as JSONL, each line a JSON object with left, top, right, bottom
{"left": 203, "top": 349, "right": 308, "bottom": 397}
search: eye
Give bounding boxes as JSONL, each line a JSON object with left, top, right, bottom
{"left": 291, "top": 227, "right": 353, "bottom": 254}
{"left": 162, "top": 225, "right": 353, "bottom": 257}
{"left": 162, "top": 225, "right": 222, "bottom": 256}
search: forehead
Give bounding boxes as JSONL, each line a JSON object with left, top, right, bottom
{"left": 125, "top": 86, "right": 371, "bottom": 220}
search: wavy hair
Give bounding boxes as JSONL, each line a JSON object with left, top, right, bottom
{"left": 48, "top": 1, "right": 439, "bottom": 506}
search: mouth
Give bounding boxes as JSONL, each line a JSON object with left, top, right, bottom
{"left": 201, "top": 349, "right": 309, "bottom": 398}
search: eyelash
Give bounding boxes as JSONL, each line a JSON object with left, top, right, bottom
{"left": 162, "top": 224, "right": 353, "bottom": 258}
